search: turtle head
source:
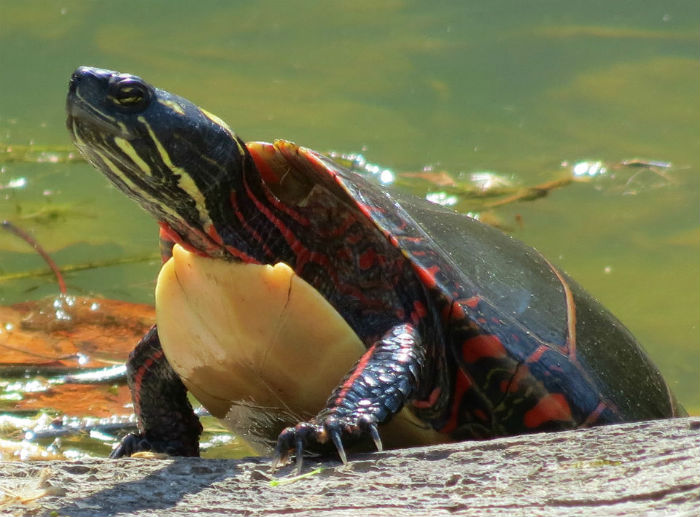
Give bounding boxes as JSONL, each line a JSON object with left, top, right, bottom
{"left": 66, "top": 66, "right": 252, "bottom": 259}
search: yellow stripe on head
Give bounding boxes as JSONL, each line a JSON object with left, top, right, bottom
{"left": 200, "top": 108, "right": 247, "bottom": 157}
{"left": 96, "top": 151, "right": 179, "bottom": 222}
{"left": 114, "top": 136, "right": 152, "bottom": 176}
{"left": 157, "top": 98, "right": 186, "bottom": 116}
{"left": 200, "top": 108, "right": 232, "bottom": 132}
{"left": 71, "top": 120, "right": 87, "bottom": 148}
{"left": 137, "top": 115, "right": 214, "bottom": 228}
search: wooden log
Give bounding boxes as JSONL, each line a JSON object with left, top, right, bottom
{"left": 1, "top": 417, "right": 698, "bottom": 516}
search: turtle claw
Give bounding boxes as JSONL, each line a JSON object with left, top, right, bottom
{"left": 295, "top": 436, "right": 306, "bottom": 474}
{"left": 270, "top": 449, "right": 287, "bottom": 472}
{"left": 272, "top": 415, "right": 385, "bottom": 473}
{"left": 272, "top": 422, "right": 314, "bottom": 472}
{"left": 368, "top": 423, "right": 383, "bottom": 452}
{"left": 109, "top": 432, "right": 148, "bottom": 459}
{"left": 330, "top": 428, "right": 348, "bottom": 465}
{"left": 109, "top": 431, "right": 199, "bottom": 458}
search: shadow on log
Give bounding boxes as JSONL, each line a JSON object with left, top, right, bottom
{"left": 1, "top": 417, "right": 698, "bottom": 516}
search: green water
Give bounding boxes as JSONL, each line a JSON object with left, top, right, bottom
{"left": 1, "top": 0, "right": 698, "bottom": 419}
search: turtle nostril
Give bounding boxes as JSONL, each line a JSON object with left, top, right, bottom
{"left": 68, "top": 67, "right": 97, "bottom": 94}
{"left": 68, "top": 72, "right": 81, "bottom": 94}
{"left": 69, "top": 66, "right": 118, "bottom": 92}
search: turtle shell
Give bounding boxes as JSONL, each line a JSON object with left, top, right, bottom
{"left": 244, "top": 140, "right": 683, "bottom": 425}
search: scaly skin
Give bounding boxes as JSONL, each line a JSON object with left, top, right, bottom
{"left": 110, "top": 326, "right": 201, "bottom": 458}
{"left": 273, "top": 324, "right": 425, "bottom": 470}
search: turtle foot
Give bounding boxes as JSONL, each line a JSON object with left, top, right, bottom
{"left": 110, "top": 432, "right": 150, "bottom": 458}
{"left": 109, "top": 432, "right": 199, "bottom": 458}
{"left": 272, "top": 415, "right": 382, "bottom": 474}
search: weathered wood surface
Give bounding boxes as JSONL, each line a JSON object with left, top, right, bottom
{"left": 1, "top": 417, "right": 698, "bottom": 516}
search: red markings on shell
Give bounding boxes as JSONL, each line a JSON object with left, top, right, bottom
{"left": 461, "top": 334, "right": 507, "bottom": 363}
{"left": 415, "top": 265, "right": 441, "bottom": 289}
{"left": 411, "top": 300, "right": 428, "bottom": 324}
{"left": 523, "top": 393, "right": 573, "bottom": 428}
{"left": 438, "top": 369, "right": 473, "bottom": 434}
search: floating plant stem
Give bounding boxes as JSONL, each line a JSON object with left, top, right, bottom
{"left": 1, "top": 220, "right": 67, "bottom": 294}
{"left": 0, "top": 253, "right": 160, "bottom": 285}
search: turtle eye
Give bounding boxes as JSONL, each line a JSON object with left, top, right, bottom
{"left": 108, "top": 77, "right": 152, "bottom": 112}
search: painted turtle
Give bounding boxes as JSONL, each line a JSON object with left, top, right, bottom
{"left": 66, "top": 67, "right": 684, "bottom": 468}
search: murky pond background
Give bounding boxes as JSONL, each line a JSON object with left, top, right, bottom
{"left": 0, "top": 1, "right": 698, "bottom": 458}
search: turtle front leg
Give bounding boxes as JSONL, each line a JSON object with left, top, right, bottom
{"left": 110, "top": 326, "right": 202, "bottom": 458}
{"left": 273, "top": 323, "right": 424, "bottom": 472}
